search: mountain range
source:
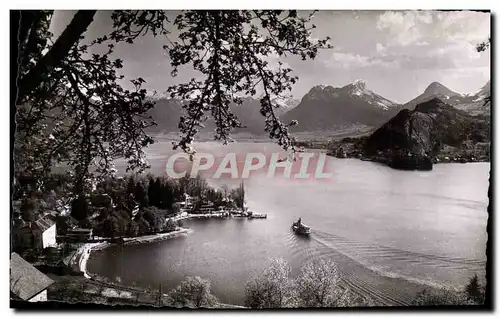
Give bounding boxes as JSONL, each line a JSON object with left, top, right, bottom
{"left": 365, "top": 98, "right": 490, "bottom": 157}
{"left": 145, "top": 80, "right": 490, "bottom": 135}
{"left": 403, "top": 81, "right": 490, "bottom": 117}
{"left": 145, "top": 95, "right": 300, "bottom": 135}
{"left": 328, "top": 97, "right": 490, "bottom": 170}
{"left": 282, "top": 80, "right": 401, "bottom": 132}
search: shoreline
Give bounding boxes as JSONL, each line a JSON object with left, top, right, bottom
{"left": 74, "top": 212, "right": 236, "bottom": 277}
{"left": 122, "top": 228, "right": 191, "bottom": 246}
{"left": 78, "top": 242, "right": 110, "bottom": 278}
{"left": 71, "top": 228, "right": 192, "bottom": 278}
{"left": 68, "top": 227, "right": 247, "bottom": 308}
{"left": 70, "top": 213, "right": 477, "bottom": 307}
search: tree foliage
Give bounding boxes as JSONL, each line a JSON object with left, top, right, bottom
{"left": 476, "top": 37, "right": 491, "bottom": 105}
{"left": 245, "top": 257, "right": 295, "bottom": 308}
{"left": 232, "top": 181, "right": 245, "bottom": 210}
{"left": 413, "top": 288, "right": 471, "bottom": 306}
{"left": 244, "top": 257, "right": 373, "bottom": 308}
{"left": 465, "top": 274, "right": 485, "bottom": 304}
{"left": 14, "top": 11, "right": 159, "bottom": 197}
{"left": 295, "top": 258, "right": 342, "bottom": 307}
{"left": 167, "top": 276, "right": 219, "bottom": 308}
{"left": 164, "top": 218, "right": 177, "bottom": 232}
{"left": 413, "top": 274, "right": 486, "bottom": 307}
{"left": 165, "top": 11, "right": 331, "bottom": 152}
{"left": 70, "top": 196, "right": 90, "bottom": 221}
{"left": 20, "top": 197, "right": 39, "bottom": 222}
{"left": 476, "top": 38, "right": 490, "bottom": 53}
{"left": 14, "top": 10, "right": 330, "bottom": 199}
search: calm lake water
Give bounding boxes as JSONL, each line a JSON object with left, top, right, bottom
{"left": 87, "top": 141, "right": 489, "bottom": 306}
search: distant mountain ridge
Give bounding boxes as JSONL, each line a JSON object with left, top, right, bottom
{"left": 145, "top": 95, "right": 297, "bottom": 135}
{"left": 472, "top": 80, "right": 491, "bottom": 102}
{"left": 366, "top": 98, "right": 489, "bottom": 155}
{"left": 282, "top": 80, "right": 401, "bottom": 132}
{"left": 403, "top": 80, "right": 490, "bottom": 116}
{"left": 271, "top": 96, "right": 301, "bottom": 114}
{"left": 145, "top": 79, "right": 490, "bottom": 136}
{"left": 327, "top": 97, "right": 490, "bottom": 170}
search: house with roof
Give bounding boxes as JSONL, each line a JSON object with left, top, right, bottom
{"left": 12, "top": 214, "right": 57, "bottom": 252}
{"left": 37, "top": 215, "right": 57, "bottom": 248}
{"left": 10, "top": 253, "right": 54, "bottom": 302}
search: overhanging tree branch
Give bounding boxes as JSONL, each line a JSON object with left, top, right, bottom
{"left": 17, "top": 10, "right": 97, "bottom": 104}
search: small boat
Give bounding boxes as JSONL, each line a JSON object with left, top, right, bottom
{"left": 292, "top": 219, "right": 311, "bottom": 236}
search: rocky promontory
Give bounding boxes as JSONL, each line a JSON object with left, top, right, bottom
{"left": 327, "top": 98, "right": 490, "bottom": 170}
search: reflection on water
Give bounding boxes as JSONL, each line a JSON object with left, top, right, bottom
{"left": 89, "top": 142, "right": 489, "bottom": 306}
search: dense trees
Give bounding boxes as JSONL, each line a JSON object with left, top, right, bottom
{"left": 413, "top": 288, "right": 470, "bottom": 306}
{"left": 14, "top": 168, "right": 244, "bottom": 239}
{"left": 19, "top": 197, "right": 39, "bottom": 222}
{"left": 147, "top": 177, "right": 176, "bottom": 209}
{"left": 164, "top": 218, "right": 177, "bottom": 232}
{"left": 133, "top": 181, "right": 149, "bottom": 208}
{"left": 91, "top": 175, "right": 173, "bottom": 238}
{"left": 70, "top": 196, "right": 90, "bottom": 221}
{"left": 87, "top": 173, "right": 244, "bottom": 238}
{"left": 412, "top": 274, "right": 485, "bottom": 306}
{"left": 232, "top": 182, "right": 245, "bottom": 210}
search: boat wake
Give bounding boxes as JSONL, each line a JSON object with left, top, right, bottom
{"left": 284, "top": 229, "right": 414, "bottom": 305}
{"left": 285, "top": 229, "right": 316, "bottom": 261}
{"left": 306, "top": 229, "right": 486, "bottom": 305}
{"left": 313, "top": 230, "right": 486, "bottom": 268}
{"left": 281, "top": 228, "right": 486, "bottom": 306}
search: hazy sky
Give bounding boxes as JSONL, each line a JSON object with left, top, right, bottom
{"left": 51, "top": 10, "right": 490, "bottom": 104}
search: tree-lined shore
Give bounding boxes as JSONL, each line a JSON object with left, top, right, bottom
{"left": 13, "top": 172, "right": 245, "bottom": 252}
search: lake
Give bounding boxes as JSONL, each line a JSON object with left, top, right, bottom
{"left": 87, "top": 141, "right": 489, "bottom": 306}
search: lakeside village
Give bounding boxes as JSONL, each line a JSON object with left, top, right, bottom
{"left": 10, "top": 172, "right": 263, "bottom": 305}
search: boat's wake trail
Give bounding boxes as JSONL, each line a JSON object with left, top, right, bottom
{"left": 299, "top": 230, "right": 486, "bottom": 306}
{"left": 284, "top": 229, "right": 411, "bottom": 305}
{"left": 313, "top": 229, "right": 485, "bottom": 268}
{"left": 285, "top": 229, "right": 318, "bottom": 262}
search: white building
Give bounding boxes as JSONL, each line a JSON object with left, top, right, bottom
{"left": 35, "top": 215, "right": 57, "bottom": 249}
{"left": 12, "top": 215, "right": 57, "bottom": 252}
{"left": 10, "top": 253, "right": 54, "bottom": 302}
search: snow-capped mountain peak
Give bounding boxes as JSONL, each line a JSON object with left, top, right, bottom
{"left": 341, "top": 80, "right": 396, "bottom": 110}
{"left": 302, "top": 80, "right": 397, "bottom": 110}
{"left": 283, "top": 81, "right": 401, "bottom": 132}
{"left": 271, "top": 95, "right": 300, "bottom": 110}
{"left": 352, "top": 79, "right": 367, "bottom": 90}
{"left": 342, "top": 80, "right": 368, "bottom": 96}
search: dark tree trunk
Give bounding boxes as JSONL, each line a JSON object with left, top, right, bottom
{"left": 16, "top": 10, "right": 97, "bottom": 104}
